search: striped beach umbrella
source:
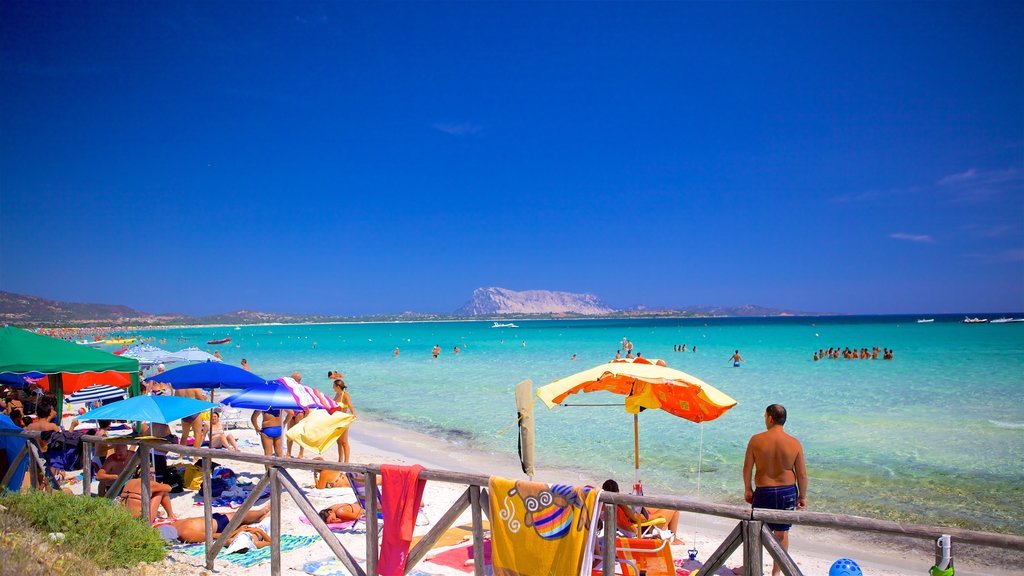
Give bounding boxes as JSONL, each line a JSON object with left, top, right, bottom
{"left": 65, "top": 384, "right": 127, "bottom": 404}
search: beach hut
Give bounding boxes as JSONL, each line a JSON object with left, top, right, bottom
{"left": 0, "top": 325, "right": 141, "bottom": 420}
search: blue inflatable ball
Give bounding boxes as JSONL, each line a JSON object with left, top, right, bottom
{"left": 829, "top": 558, "right": 863, "bottom": 576}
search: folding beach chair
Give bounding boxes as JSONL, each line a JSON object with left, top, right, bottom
{"left": 613, "top": 537, "right": 675, "bottom": 576}
{"left": 344, "top": 472, "right": 384, "bottom": 531}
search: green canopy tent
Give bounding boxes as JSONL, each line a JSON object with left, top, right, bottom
{"left": 0, "top": 326, "right": 141, "bottom": 421}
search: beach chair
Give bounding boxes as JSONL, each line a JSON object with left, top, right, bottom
{"left": 594, "top": 536, "right": 674, "bottom": 576}
{"left": 218, "top": 408, "right": 248, "bottom": 430}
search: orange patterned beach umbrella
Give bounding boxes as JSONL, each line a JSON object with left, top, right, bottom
{"left": 536, "top": 357, "right": 737, "bottom": 489}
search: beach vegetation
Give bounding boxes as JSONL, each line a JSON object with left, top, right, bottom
{"left": 0, "top": 490, "right": 167, "bottom": 569}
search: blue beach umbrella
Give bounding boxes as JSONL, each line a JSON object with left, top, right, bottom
{"left": 65, "top": 384, "right": 126, "bottom": 404}
{"left": 78, "top": 395, "right": 218, "bottom": 425}
{"left": 219, "top": 378, "right": 338, "bottom": 412}
{"left": 146, "top": 361, "right": 267, "bottom": 445}
{"left": 0, "top": 371, "right": 46, "bottom": 388}
{"left": 146, "top": 361, "right": 265, "bottom": 391}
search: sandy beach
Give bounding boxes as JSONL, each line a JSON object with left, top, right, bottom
{"left": 131, "top": 413, "right": 1020, "bottom": 576}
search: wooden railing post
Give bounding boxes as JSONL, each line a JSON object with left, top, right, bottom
{"left": 364, "top": 470, "right": 379, "bottom": 574}
{"left": 270, "top": 467, "right": 282, "bottom": 576}
{"left": 743, "top": 520, "right": 763, "bottom": 576}
{"left": 469, "top": 485, "right": 484, "bottom": 576}
{"left": 27, "top": 440, "right": 40, "bottom": 490}
{"left": 202, "top": 456, "right": 213, "bottom": 569}
{"left": 139, "top": 444, "right": 151, "bottom": 524}
{"left": 81, "top": 440, "right": 93, "bottom": 496}
{"left": 602, "top": 502, "right": 616, "bottom": 574}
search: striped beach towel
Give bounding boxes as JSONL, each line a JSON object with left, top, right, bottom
{"left": 178, "top": 534, "right": 321, "bottom": 568}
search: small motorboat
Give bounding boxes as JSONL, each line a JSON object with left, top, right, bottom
{"left": 76, "top": 339, "right": 105, "bottom": 347}
{"left": 990, "top": 317, "right": 1024, "bottom": 324}
{"left": 207, "top": 337, "right": 232, "bottom": 345}
{"left": 105, "top": 337, "right": 136, "bottom": 345}
{"left": 962, "top": 317, "right": 988, "bottom": 324}
{"left": 491, "top": 322, "right": 519, "bottom": 328}
{"left": 916, "top": 319, "right": 934, "bottom": 323}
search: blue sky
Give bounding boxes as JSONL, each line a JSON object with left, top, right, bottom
{"left": 1, "top": 1, "right": 1021, "bottom": 316}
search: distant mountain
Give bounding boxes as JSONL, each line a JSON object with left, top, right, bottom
{"left": 0, "top": 291, "right": 186, "bottom": 324}
{"left": 457, "top": 287, "right": 615, "bottom": 315}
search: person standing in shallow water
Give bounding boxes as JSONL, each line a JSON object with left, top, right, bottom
{"left": 730, "top": 350, "right": 744, "bottom": 367}
{"left": 743, "top": 404, "right": 807, "bottom": 576}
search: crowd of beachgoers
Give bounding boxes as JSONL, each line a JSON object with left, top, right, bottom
{"left": 813, "top": 346, "right": 894, "bottom": 361}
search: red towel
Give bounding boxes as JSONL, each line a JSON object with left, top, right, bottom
{"left": 378, "top": 464, "right": 426, "bottom": 576}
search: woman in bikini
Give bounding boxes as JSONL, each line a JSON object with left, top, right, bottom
{"left": 332, "top": 378, "right": 356, "bottom": 463}
{"left": 318, "top": 501, "right": 363, "bottom": 525}
{"left": 251, "top": 408, "right": 288, "bottom": 458}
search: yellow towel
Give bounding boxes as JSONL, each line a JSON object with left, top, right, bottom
{"left": 489, "top": 477, "right": 601, "bottom": 576}
{"left": 285, "top": 409, "right": 356, "bottom": 454}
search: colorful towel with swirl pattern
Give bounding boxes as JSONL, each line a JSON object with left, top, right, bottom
{"left": 488, "top": 477, "right": 601, "bottom": 576}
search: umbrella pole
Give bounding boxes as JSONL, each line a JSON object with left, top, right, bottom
{"left": 208, "top": 389, "right": 215, "bottom": 449}
{"left": 633, "top": 413, "right": 640, "bottom": 493}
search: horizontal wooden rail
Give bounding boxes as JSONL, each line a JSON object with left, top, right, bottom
{"left": 1, "top": 428, "right": 1022, "bottom": 570}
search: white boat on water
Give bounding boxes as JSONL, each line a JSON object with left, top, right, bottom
{"left": 492, "top": 322, "right": 519, "bottom": 328}
{"left": 76, "top": 339, "right": 104, "bottom": 347}
{"left": 990, "top": 317, "right": 1024, "bottom": 324}
{"left": 916, "top": 319, "right": 934, "bottom": 323}
{"left": 962, "top": 317, "right": 988, "bottom": 324}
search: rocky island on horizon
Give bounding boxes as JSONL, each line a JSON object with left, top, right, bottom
{"left": 0, "top": 288, "right": 812, "bottom": 327}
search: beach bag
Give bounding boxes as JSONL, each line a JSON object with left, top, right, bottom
{"left": 183, "top": 463, "right": 203, "bottom": 491}
{"left": 209, "top": 466, "right": 237, "bottom": 497}
{"left": 43, "top": 430, "right": 85, "bottom": 471}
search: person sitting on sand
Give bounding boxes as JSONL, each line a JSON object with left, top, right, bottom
{"left": 318, "top": 501, "right": 364, "bottom": 525}
{"left": 161, "top": 503, "right": 271, "bottom": 543}
{"left": 601, "top": 479, "right": 684, "bottom": 545}
{"left": 209, "top": 411, "right": 239, "bottom": 451}
{"left": 122, "top": 472, "right": 176, "bottom": 521}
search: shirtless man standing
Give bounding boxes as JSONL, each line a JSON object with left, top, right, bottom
{"left": 743, "top": 404, "right": 807, "bottom": 576}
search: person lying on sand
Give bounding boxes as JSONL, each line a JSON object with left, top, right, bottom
{"left": 160, "top": 503, "right": 272, "bottom": 543}
{"left": 318, "top": 501, "right": 363, "bottom": 524}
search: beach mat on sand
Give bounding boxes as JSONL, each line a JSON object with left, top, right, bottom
{"left": 422, "top": 540, "right": 492, "bottom": 573}
{"left": 179, "top": 534, "right": 321, "bottom": 568}
{"left": 410, "top": 521, "right": 488, "bottom": 550}
{"left": 302, "top": 558, "right": 435, "bottom": 576}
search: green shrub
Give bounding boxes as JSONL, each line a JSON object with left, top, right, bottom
{"left": 0, "top": 491, "right": 166, "bottom": 568}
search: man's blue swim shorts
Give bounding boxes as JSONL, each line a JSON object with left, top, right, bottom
{"left": 752, "top": 484, "right": 798, "bottom": 532}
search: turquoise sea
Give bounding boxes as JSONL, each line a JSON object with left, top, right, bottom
{"left": 142, "top": 316, "right": 1024, "bottom": 535}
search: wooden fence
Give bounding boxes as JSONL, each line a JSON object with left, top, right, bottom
{"left": 1, "top": 429, "right": 1022, "bottom": 576}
